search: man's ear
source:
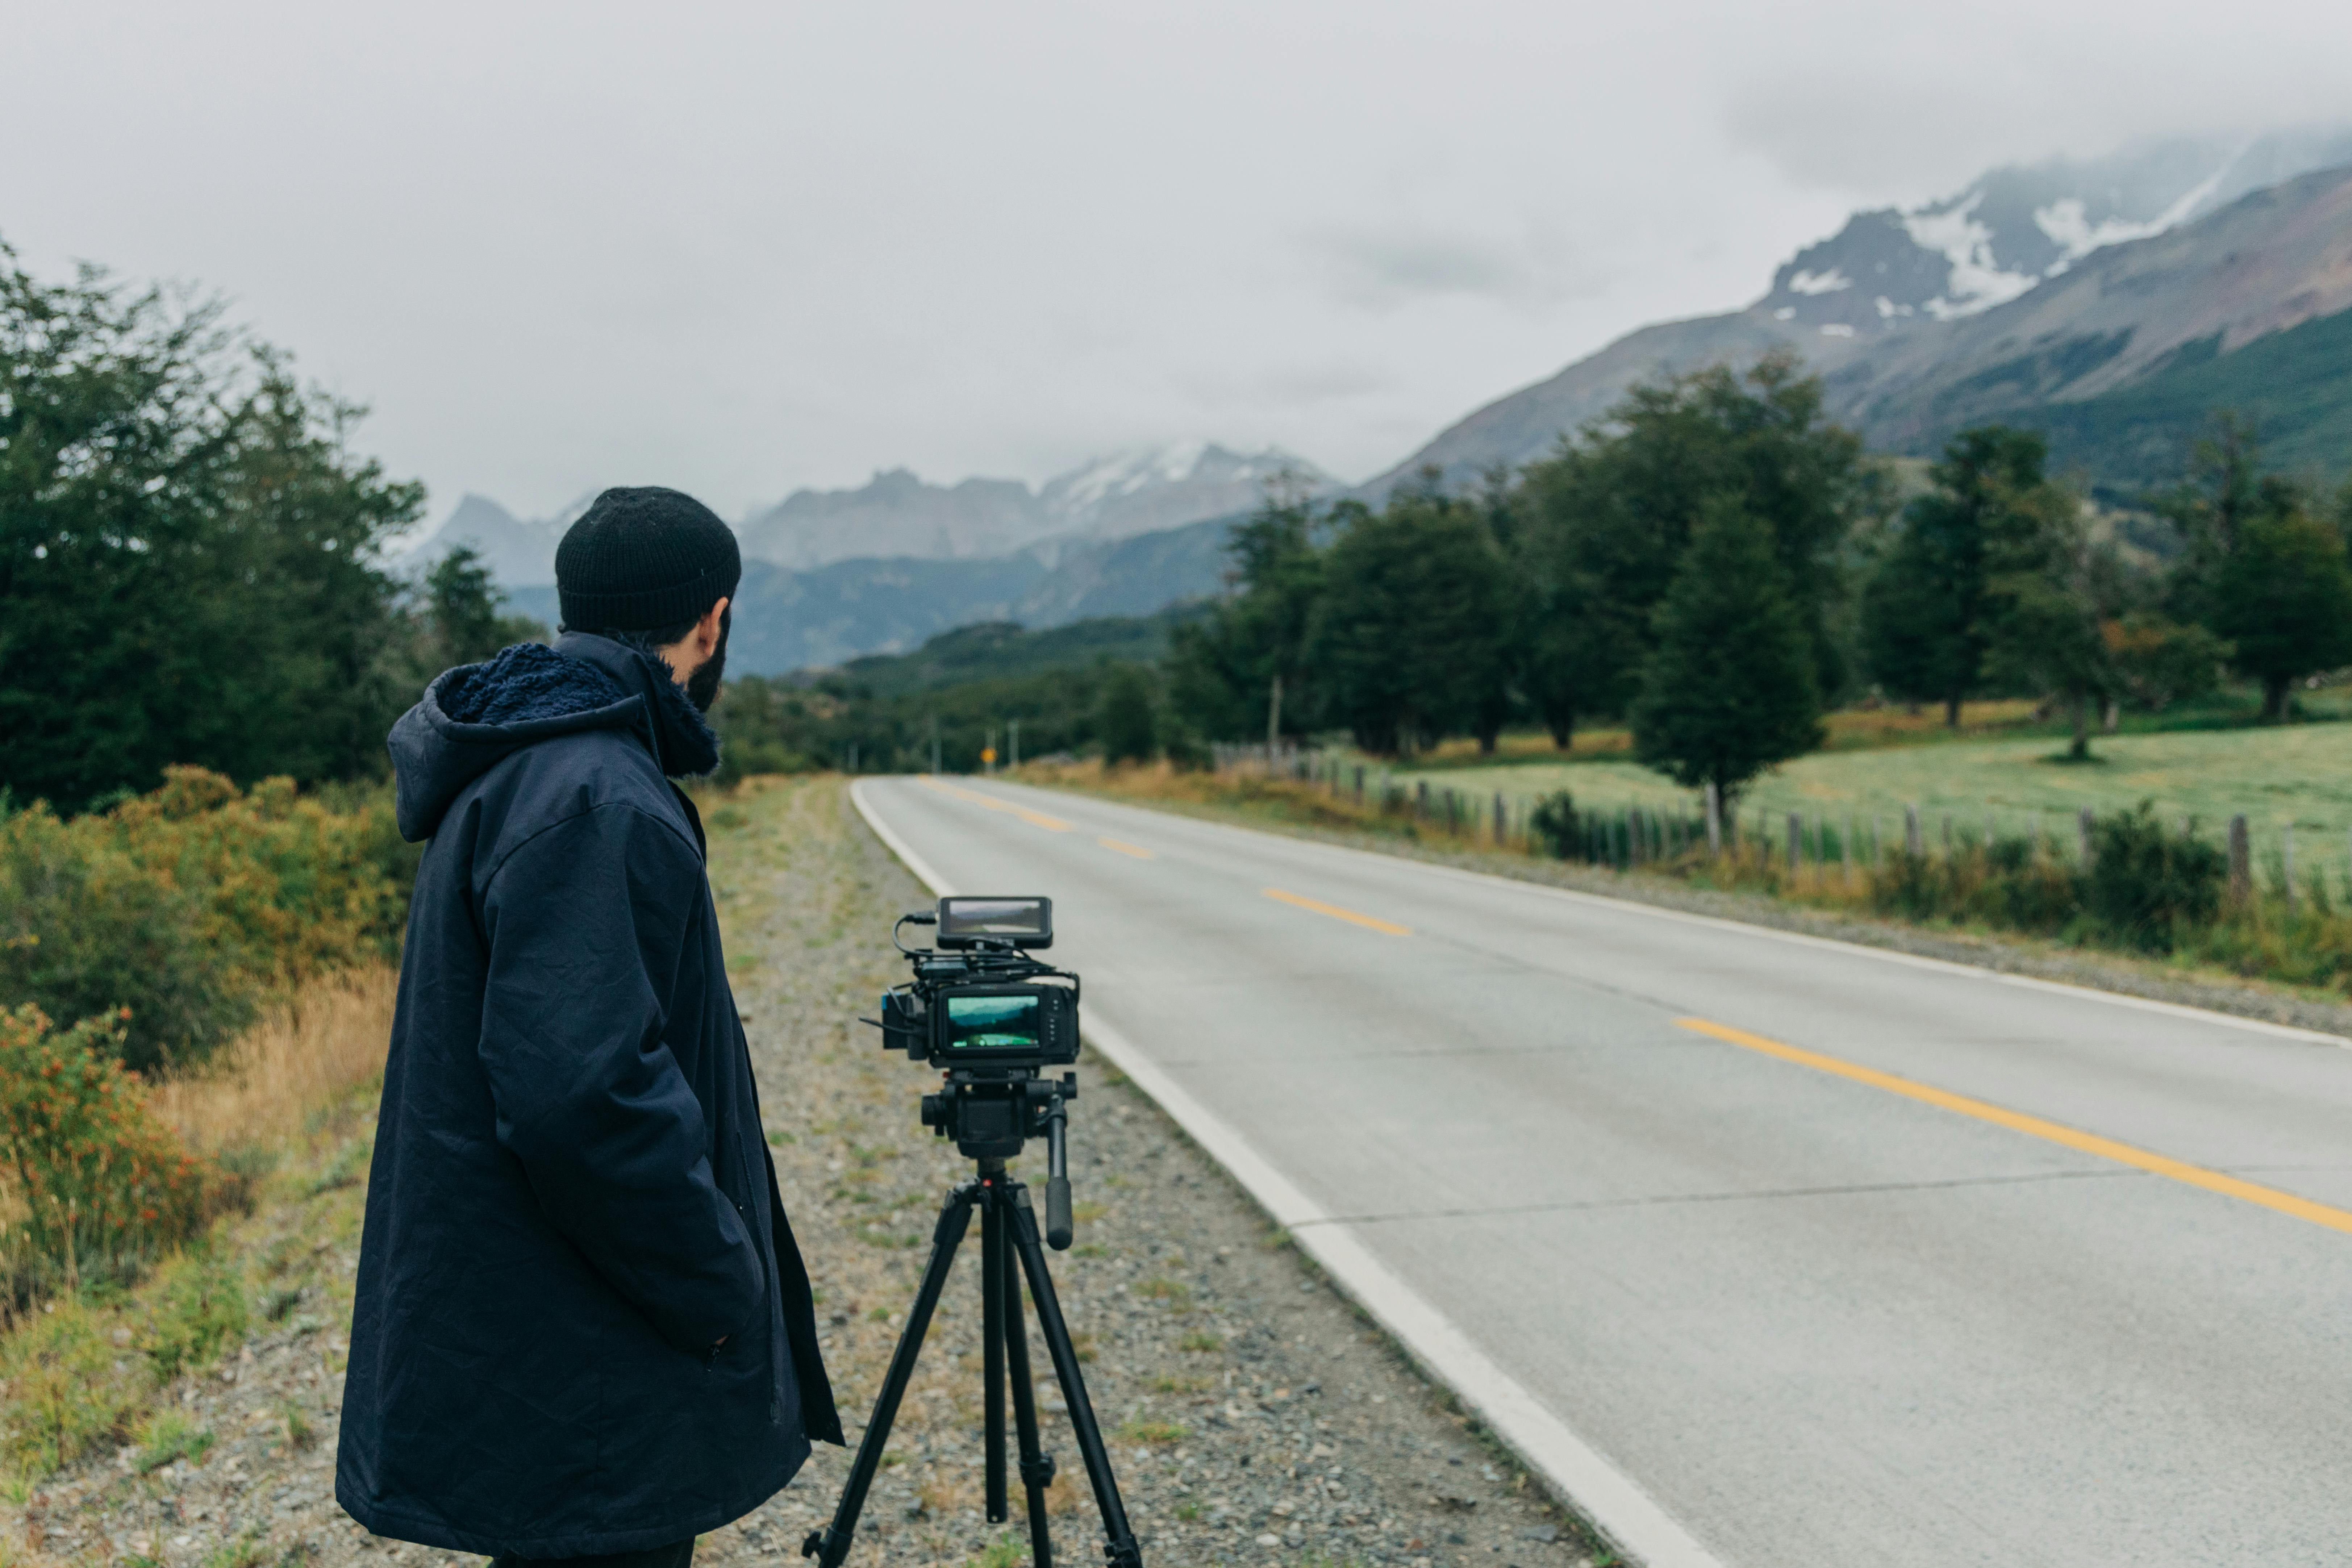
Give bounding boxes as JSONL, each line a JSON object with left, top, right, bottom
{"left": 696, "top": 596, "right": 730, "bottom": 659}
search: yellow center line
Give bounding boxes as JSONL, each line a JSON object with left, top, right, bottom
{"left": 1263, "top": 887, "right": 1412, "bottom": 937}
{"left": 1675, "top": 1016, "right": 2352, "bottom": 1238}
{"left": 915, "top": 776, "right": 1069, "bottom": 831}
{"left": 1098, "top": 837, "right": 1155, "bottom": 859}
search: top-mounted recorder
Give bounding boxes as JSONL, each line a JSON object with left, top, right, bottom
{"left": 875, "top": 896, "right": 1079, "bottom": 1067}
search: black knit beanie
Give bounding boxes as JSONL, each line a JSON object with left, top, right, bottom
{"left": 555, "top": 486, "right": 742, "bottom": 632}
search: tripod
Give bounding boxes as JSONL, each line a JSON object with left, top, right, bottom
{"left": 803, "top": 1078, "right": 1140, "bottom": 1568}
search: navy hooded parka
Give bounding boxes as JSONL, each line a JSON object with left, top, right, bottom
{"left": 337, "top": 633, "right": 840, "bottom": 1556}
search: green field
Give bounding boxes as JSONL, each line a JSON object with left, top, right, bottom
{"left": 1387, "top": 722, "right": 2352, "bottom": 856}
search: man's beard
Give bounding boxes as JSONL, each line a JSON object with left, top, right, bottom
{"left": 685, "top": 607, "right": 731, "bottom": 712}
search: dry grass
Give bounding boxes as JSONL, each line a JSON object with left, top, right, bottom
{"left": 146, "top": 965, "right": 396, "bottom": 1155}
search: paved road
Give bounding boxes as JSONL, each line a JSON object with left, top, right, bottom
{"left": 852, "top": 775, "right": 2352, "bottom": 1568}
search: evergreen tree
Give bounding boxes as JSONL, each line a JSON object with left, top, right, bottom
{"left": 1514, "top": 353, "right": 1878, "bottom": 743}
{"left": 1308, "top": 488, "right": 1511, "bottom": 756}
{"left": 1629, "top": 496, "right": 1823, "bottom": 805}
{"left": 2209, "top": 504, "right": 2352, "bottom": 718}
{"left": 1163, "top": 481, "right": 1330, "bottom": 745}
{"left": 1095, "top": 663, "right": 1160, "bottom": 763}
{"left": 1, "top": 243, "right": 424, "bottom": 810}
{"left": 420, "top": 545, "right": 548, "bottom": 671}
{"left": 1860, "top": 426, "right": 2056, "bottom": 723}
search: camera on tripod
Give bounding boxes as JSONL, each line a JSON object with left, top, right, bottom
{"left": 812, "top": 894, "right": 1145, "bottom": 1568}
{"left": 871, "top": 896, "right": 1082, "bottom": 1245}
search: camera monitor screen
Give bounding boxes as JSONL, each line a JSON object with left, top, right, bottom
{"left": 942, "top": 991, "right": 1042, "bottom": 1052}
{"left": 936, "top": 896, "right": 1053, "bottom": 950}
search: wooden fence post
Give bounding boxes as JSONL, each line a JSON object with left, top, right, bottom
{"left": 2284, "top": 823, "right": 2298, "bottom": 914}
{"left": 2078, "top": 806, "right": 2095, "bottom": 867}
{"left": 1904, "top": 804, "right": 1923, "bottom": 858}
{"left": 1705, "top": 783, "right": 1722, "bottom": 857}
{"left": 1786, "top": 812, "right": 1802, "bottom": 873}
{"left": 1493, "top": 792, "right": 1506, "bottom": 844}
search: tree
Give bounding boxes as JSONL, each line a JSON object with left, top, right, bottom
{"left": 1514, "top": 354, "right": 1879, "bottom": 745}
{"left": 1164, "top": 480, "right": 1329, "bottom": 746}
{"left": 1975, "top": 459, "right": 2124, "bottom": 759}
{"left": 1628, "top": 496, "right": 1823, "bottom": 806}
{"left": 2209, "top": 504, "right": 2352, "bottom": 718}
{"left": 1222, "top": 477, "right": 1326, "bottom": 746}
{"left": 1096, "top": 663, "right": 1159, "bottom": 764}
{"left": 419, "top": 545, "right": 547, "bottom": 672}
{"left": 1860, "top": 427, "right": 2053, "bottom": 723}
{"left": 1307, "top": 488, "right": 1511, "bottom": 756}
{"left": 0, "top": 241, "right": 425, "bottom": 811}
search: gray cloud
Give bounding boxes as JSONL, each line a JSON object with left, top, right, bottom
{"left": 3, "top": 0, "right": 2345, "bottom": 516}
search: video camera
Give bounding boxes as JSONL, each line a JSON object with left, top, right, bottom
{"left": 875, "top": 896, "right": 1079, "bottom": 1067}
{"left": 868, "top": 896, "right": 1082, "bottom": 1246}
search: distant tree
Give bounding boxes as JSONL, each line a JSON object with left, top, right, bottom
{"left": 2208, "top": 504, "right": 2352, "bottom": 718}
{"left": 1308, "top": 488, "right": 1511, "bottom": 756}
{"left": 1629, "top": 496, "right": 1822, "bottom": 807}
{"left": 1164, "top": 480, "right": 1330, "bottom": 746}
{"left": 1096, "top": 663, "right": 1160, "bottom": 764}
{"left": 1222, "top": 477, "right": 1327, "bottom": 746}
{"left": 2103, "top": 612, "right": 2229, "bottom": 713}
{"left": 1860, "top": 427, "right": 2055, "bottom": 724}
{"left": 0, "top": 241, "right": 425, "bottom": 810}
{"left": 1974, "top": 453, "right": 2126, "bottom": 758}
{"left": 2155, "top": 412, "right": 2295, "bottom": 629}
{"left": 1514, "top": 353, "right": 1880, "bottom": 744}
{"left": 420, "top": 545, "right": 547, "bottom": 671}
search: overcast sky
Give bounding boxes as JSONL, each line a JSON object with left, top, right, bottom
{"left": 6, "top": 1, "right": 2350, "bottom": 528}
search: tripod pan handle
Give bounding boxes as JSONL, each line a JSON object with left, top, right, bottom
{"left": 1045, "top": 1175, "right": 1073, "bottom": 1250}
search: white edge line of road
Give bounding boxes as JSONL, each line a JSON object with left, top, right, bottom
{"left": 848, "top": 779, "right": 1730, "bottom": 1568}
{"left": 976, "top": 777, "right": 2352, "bottom": 1050}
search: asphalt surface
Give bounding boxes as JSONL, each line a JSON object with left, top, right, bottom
{"left": 852, "top": 774, "right": 2352, "bottom": 1568}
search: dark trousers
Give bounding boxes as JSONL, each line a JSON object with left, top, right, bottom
{"left": 491, "top": 1541, "right": 693, "bottom": 1568}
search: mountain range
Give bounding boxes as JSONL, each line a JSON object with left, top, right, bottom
{"left": 412, "top": 127, "right": 2352, "bottom": 674}
{"left": 1364, "top": 128, "right": 2352, "bottom": 496}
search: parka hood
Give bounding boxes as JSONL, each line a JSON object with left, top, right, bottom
{"left": 386, "top": 635, "right": 721, "bottom": 843}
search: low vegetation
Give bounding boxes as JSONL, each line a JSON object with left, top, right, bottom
{"left": 1035, "top": 756, "right": 2352, "bottom": 998}
{"left": 0, "top": 769, "right": 413, "bottom": 1073}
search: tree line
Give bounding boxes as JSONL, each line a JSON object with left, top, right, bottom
{"left": 0, "top": 242, "right": 536, "bottom": 813}
{"left": 1169, "top": 356, "right": 2352, "bottom": 806}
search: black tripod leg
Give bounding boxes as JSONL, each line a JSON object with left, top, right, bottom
{"left": 1006, "top": 1184, "right": 1142, "bottom": 1568}
{"left": 983, "top": 1183, "right": 1009, "bottom": 1523}
{"left": 803, "top": 1181, "right": 978, "bottom": 1568}
{"left": 1000, "top": 1239, "right": 1056, "bottom": 1568}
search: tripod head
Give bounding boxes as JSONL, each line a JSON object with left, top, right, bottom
{"left": 865, "top": 897, "right": 1088, "bottom": 1249}
{"left": 920, "top": 1067, "right": 1077, "bottom": 1249}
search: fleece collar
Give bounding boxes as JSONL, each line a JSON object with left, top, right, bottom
{"left": 554, "top": 633, "right": 721, "bottom": 780}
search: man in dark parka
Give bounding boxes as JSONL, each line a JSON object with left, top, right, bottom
{"left": 338, "top": 488, "right": 839, "bottom": 1568}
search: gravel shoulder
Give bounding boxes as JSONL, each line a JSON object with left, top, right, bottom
{"left": 701, "top": 777, "right": 1607, "bottom": 1568}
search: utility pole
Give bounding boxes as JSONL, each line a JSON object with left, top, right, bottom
{"left": 930, "top": 715, "right": 941, "bottom": 775}
{"left": 1266, "top": 673, "right": 1283, "bottom": 761}
{"left": 1009, "top": 719, "right": 1020, "bottom": 770}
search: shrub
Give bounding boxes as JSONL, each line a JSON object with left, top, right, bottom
{"left": 143, "top": 1249, "right": 249, "bottom": 1382}
{"left": 0, "top": 1298, "right": 150, "bottom": 1474}
{"left": 1529, "top": 791, "right": 1579, "bottom": 860}
{"left": 0, "top": 768, "right": 411, "bottom": 1071}
{"left": 2085, "top": 804, "right": 2225, "bottom": 951}
{"left": 0, "top": 1007, "right": 211, "bottom": 1285}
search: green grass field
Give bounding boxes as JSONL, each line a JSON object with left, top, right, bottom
{"left": 1388, "top": 720, "right": 2352, "bottom": 857}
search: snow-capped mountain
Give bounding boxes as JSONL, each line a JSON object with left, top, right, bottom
{"left": 1369, "top": 126, "right": 2352, "bottom": 496}
{"left": 1761, "top": 129, "right": 2352, "bottom": 340}
{"left": 735, "top": 442, "right": 1330, "bottom": 571}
